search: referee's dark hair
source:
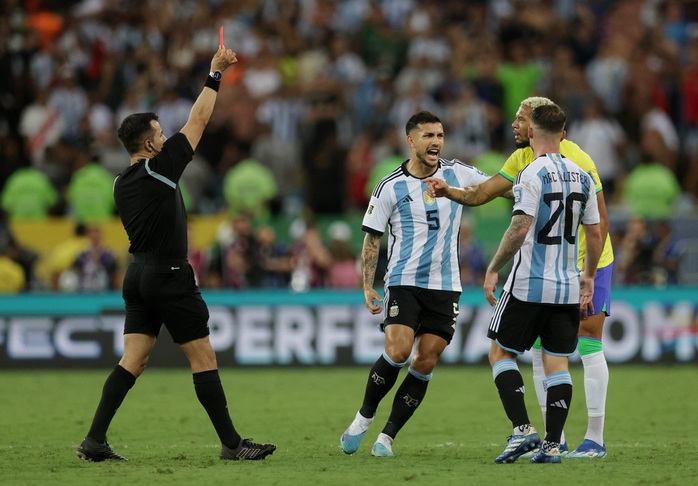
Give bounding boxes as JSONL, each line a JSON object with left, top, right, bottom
{"left": 118, "top": 112, "right": 159, "bottom": 155}
{"left": 405, "top": 110, "right": 442, "bottom": 135}
{"left": 531, "top": 104, "right": 566, "bottom": 134}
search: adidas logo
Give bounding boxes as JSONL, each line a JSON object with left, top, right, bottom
{"left": 400, "top": 195, "right": 413, "bottom": 204}
{"left": 515, "top": 386, "right": 525, "bottom": 394}
{"left": 549, "top": 400, "right": 568, "bottom": 409}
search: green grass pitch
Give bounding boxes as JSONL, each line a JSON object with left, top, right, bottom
{"left": 1, "top": 365, "right": 696, "bottom": 485}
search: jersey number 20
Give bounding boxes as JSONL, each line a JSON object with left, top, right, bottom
{"left": 537, "top": 192, "right": 584, "bottom": 245}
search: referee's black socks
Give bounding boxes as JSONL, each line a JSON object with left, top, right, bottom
{"left": 87, "top": 364, "right": 136, "bottom": 443}
{"left": 193, "top": 370, "right": 241, "bottom": 449}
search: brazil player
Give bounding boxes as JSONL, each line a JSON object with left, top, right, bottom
{"left": 483, "top": 103, "right": 603, "bottom": 463}
{"left": 426, "top": 97, "right": 613, "bottom": 458}
{"left": 340, "top": 111, "right": 492, "bottom": 457}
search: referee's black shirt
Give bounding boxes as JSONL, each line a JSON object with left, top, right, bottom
{"left": 114, "top": 133, "right": 194, "bottom": 258}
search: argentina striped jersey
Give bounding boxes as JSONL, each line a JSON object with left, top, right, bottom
{"left": 504, "top": 153, "right": 600, "bottom": 304}
{"left": 362, "top": 159, "right": 490, "bottom": 292}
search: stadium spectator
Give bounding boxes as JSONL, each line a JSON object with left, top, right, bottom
{"left": 622, "top": 130, "right": 682, "bottom": 219}
{"left": 0, "top": 232, "right": 26, "bottom": 293}
{"left": 326, "top": 220, "right": 360, "bottom": 289}
{"left": 443, "top": 81, "right": 493, "bottom": 162}
{"left": 567, "top": 97, "right": 627, "bottom": 201}
{"left": 0, "top": 215, "right": 39, "bottom": 291}
{"left": 288, "top": 218, "right": 331, "bottom": 291}
{"left": 254, "top": 225, "right": 293, "bottom": 289}
{"left": 252, "top": 81, "right": 306, "bottom": 212}
{"left": 615, "top": 217, "right": 656, "bottom": 285}
{"left": 585, "top": 33, "right": 630, "bottom": 116}
{"left": 66, "top": 159, "right": 116, "bottom": 224}
{"left": 0, "top": 135, "right": 29, "bottom": 197}
{"left": 48, "top": 66, "right": 88, "bottom": 140}
{"left": 0, "top": 166, "right": 59, "bottom": 221}
{"left": 70, "top": 225, "right": 120, "bottom": 291}
{"left": 302, "top": 117, "right": 348, "bottom": 215}
{"left": 458, "top": 215, "right": 487, "bottom": 288}
{"left": 45, "top": 222, "right": 90, "bottom": 290}
{"left": 497, "top": 40, "right": 544, "bottom": 122}
{"left": 652, "top": 220, "right": 682, "bottom": 286}
{"left": 345, "top": 129, "right": 379, "bottom": 211}
{"left": 222, "top": 157, "right": 277, "bottom": 224}
{"left": 17, "top": 86, "right": 65, "bottom": 171}
{"left": 207, "top": 211, "right": 257, "bottom": 289}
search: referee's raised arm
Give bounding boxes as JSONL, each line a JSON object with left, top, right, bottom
{"left": 180, "top": 46, "right": 238, "bottom": 151}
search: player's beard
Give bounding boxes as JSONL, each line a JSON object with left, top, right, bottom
{"left": 515, "top": 139, "right": 530, "bottom": 149}
{"left": 418, "top": 148, "right": 439, "bottom": 169}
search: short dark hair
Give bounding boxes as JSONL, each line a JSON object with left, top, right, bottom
{"left": 117, "top": 112, "right": 158, "bottom": 155}
{"left": 531, "top": 104, "right": 566, "bottom": 134}
{"left": 405, "top": 110, "right": 442, "bottom": 135}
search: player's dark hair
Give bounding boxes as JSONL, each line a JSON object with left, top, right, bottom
{"left": 531, "top": 104, "right": 566, "bottom": 134}
{"left": 405, "top": 110, "right": 442, "bottom": 135}
{"left": 117, "top": 112, "right": 159, "bottom": 155}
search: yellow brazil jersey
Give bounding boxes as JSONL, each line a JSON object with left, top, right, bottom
{"left": 499, "top": 139, "right": 614, "bottom": 269}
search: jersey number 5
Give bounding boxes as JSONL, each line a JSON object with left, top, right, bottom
{"left": 426, "top": 210, "right": 440, "bottom": 230}
{"left": 537, "top": 192, "right": 584, "bottom": 245}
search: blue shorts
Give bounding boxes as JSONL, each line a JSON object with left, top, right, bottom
{"left": 591, "top": 263, "right": 613, "bottom": 317}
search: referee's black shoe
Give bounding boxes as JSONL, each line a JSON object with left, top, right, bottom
{"left": 76, "top": 437, "right": 128, "bottom": 462}
{"left": 220, "top": 439, "right": 276, "bottom": 460}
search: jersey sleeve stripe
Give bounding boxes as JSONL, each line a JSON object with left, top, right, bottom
{"left": 372, "top": 167, "right": 403, "bottom": 198}
{"left": 145, "top": 158, "right": 176, "bottom": 189}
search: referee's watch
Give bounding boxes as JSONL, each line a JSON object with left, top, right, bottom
{"left": 209, "top": 71, "right": 222, "bottom": 82}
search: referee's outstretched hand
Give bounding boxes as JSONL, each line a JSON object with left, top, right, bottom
{"left": 211, "top": 46, "right": 238, "bottom": 74}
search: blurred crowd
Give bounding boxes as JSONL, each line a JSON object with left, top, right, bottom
{"left": 2, "top": 0, "right": 698, "bottom": 292}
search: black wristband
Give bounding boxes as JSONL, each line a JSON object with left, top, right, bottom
{"left": 205, "top": 75, "right": 220, "bottom": 92}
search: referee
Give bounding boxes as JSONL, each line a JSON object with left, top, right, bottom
{"left": 76, "top": 45, "right": 276, "bottom": 462}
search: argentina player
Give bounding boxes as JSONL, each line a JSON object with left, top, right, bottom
{"left": 340, "top": 110, "right": 496, "bottom": 457}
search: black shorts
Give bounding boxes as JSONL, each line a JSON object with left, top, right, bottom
{"left": 382, "top": 286, "right": 460, "bottom": 343}
{"left": 487, "top": 290, "right": 579, "bottom": 356}
{"left": 122, "top": 254, "right": 210, "bottom": 344}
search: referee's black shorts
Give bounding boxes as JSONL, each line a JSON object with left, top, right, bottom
{"left": 122, "top": 253, "right": 210, "bottom": 344}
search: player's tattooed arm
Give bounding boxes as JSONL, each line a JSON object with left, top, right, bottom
{"left": 361, "top": 232, "right": 381, "bottom": 289}
{"left": 488, "top": 214, "right": 532, "bottom": 273}
{"left": 361, "top": 232, "right": 384, "bottom": 314}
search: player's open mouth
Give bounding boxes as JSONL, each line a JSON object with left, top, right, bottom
{"left": 427, "top": 149, "right": 439, "bottom": 158}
